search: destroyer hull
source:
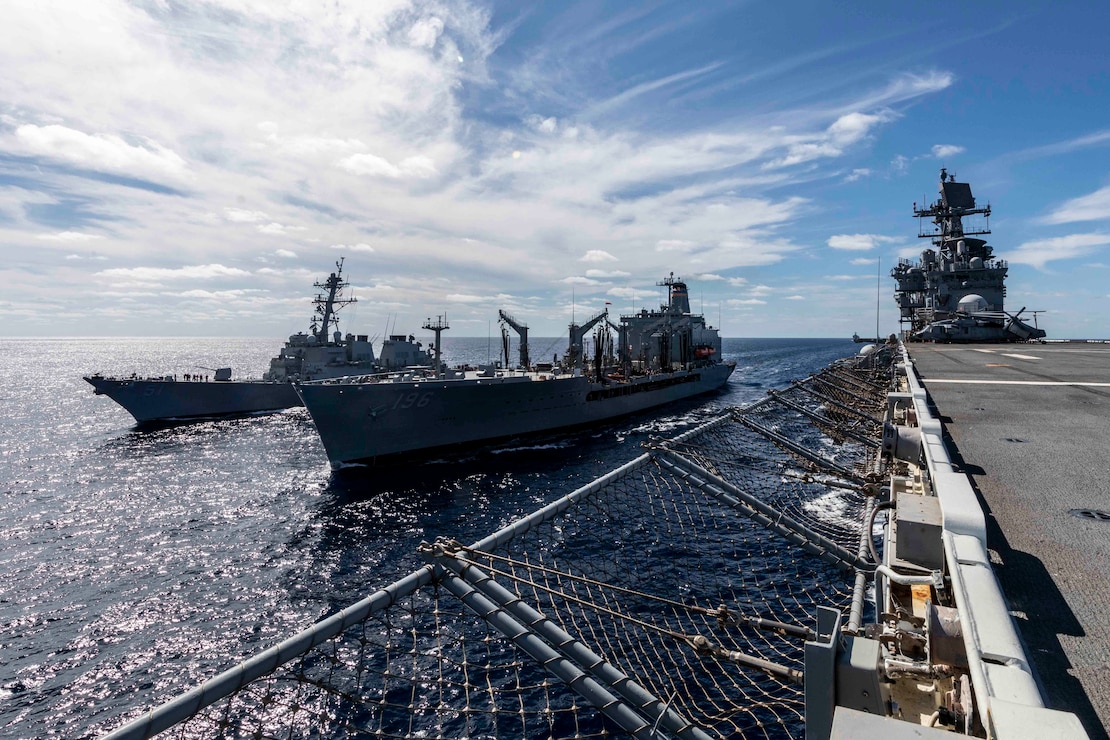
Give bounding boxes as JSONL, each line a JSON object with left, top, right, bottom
{"left": 84, "top": 377, "right": 301, "bottom": 423}
{"left": 296, "top": 363, "right": 734, "bottom": 466}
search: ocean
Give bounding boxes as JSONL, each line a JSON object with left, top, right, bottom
{"left": 0, "top": 336, "right": 859, "bottom": 738}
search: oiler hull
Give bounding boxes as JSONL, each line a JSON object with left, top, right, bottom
{"left": 83, "top": 376, "right": 301, "bottom": 423}
{"left": 296, "top": 363, "right": 735, "bottom": 467}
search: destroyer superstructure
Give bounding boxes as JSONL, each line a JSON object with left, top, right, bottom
{"left": 891, "top": 169, "right": 1045, "bottom": 342}
{"left": 296, "top": 273, "right": 735, "bottom": 466}
{"left": 84, "top": 260, "right": 431, "bottom": 423}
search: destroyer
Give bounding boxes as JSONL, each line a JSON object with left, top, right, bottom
{"left": 84, "top": 260, "right": 431, "bottom": 423}
{"left": 296, "top": 274, "right": 735, "bottom": 467}
{"left": 892, "top": 168, "right": 1046, "bottom": 342}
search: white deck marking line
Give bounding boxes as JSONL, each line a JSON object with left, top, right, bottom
{"left": 1000, "top": 353, "right": 1041, "bottom": 360}
{"left": 970, "top": 349, "right": 996, "bottom": 353}
{"left": 924, "top": 380, "right": 1110, "bottom": 386}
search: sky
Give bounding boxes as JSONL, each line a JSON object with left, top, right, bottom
{"left": 2, "top": 1, "right": 1109, "bottom": 340}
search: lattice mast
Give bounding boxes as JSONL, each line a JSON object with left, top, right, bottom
{"left": 913, "top": 167, "right": 992, "bottom": 256}
{"left": 311, "top": 258, "right": 357, "bottom": 343}
{"left": 893, "top": 169, "right": 1008, "bottom": 335}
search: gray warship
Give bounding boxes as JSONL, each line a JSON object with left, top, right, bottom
{"left": 84, "top": 260, "right": 431, "bottom": 423}
{"left": 295, "top": 274, "right": 735, "bottom": 467}
{"left": 892, "top": 168, "right": 1046, "bottom": 342}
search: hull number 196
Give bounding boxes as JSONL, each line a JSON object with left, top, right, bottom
{"left": 393, "top": 391, "right": 432, "bottom": 410}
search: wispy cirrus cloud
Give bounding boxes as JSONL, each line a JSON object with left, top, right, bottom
{"left": 11, "top": 124, "right": 188, "bottom": 182}
{"left": 1042, "top": 185, "right": 1110, "bottom": 225}
{"left": 0, "top": 1, "right": 976, "bottom": 336}
{"left": 38, "top": 231, "right": 104, "bottom": 242}
{"left": 97, "top": 264, "right": 251, "bottom": 281}
{"left": 827, "top": 233, "right": 901, "bottom": 251}
{"left": 1008, "top": 233, "right": 1110, "bottom": 270}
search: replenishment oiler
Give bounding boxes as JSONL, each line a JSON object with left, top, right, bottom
{"left": 83, "top": 260, "right": 431, "bottom": 423}
{"left": 296, "top": 274, "right": 735, "bottom": 467}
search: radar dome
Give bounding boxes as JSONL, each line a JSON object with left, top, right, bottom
{"left": 957, "top": 294, "right": 988, "bottom": 313}
{"left": 859, "top": 344, "right": 878, "bottom": 356}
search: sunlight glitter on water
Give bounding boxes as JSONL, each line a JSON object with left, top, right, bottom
{"left": 0, "top": 336, "right": 856, "bottom": 738}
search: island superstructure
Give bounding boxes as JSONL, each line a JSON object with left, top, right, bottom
{"left": 891, "top": 169, "right": 1045, "bottom": 342}
{"left": 295, "top": 273, "right": 735, "bottom": 467}
{"left": 84, "top": 260, "right": 431, "bottom": 423}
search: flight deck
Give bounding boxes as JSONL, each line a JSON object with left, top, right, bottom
{"left": 908, "top": 342, "right": 1110, "bottom": 739}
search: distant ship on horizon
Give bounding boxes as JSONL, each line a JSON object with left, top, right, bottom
{"left": 84, "top": 260, "right": 431, "bottom": 423}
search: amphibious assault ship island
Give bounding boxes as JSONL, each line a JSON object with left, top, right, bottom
{"left": 892, "top": 168, "right": 1045, "bottom": 342}
{"left": 295, "top": 274, "right": 735, "bottom": 466}
{"left": 83, "top": 260, "right": 431, "bottom": 423}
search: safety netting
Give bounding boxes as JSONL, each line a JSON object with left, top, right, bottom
{"left": 101, "top": 359, "right": 890, "bottom": 740}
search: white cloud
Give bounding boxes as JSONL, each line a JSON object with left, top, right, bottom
{"left": 727, "top": 298, "right": 766, "bottom": 306}
{"left": 175, "top": 289, "right": 266, "bottom": 300}
{"left": 1042, "top": 185, "right": 1110, "bottom": 225}
{"left": 407, "top": 17, "right": 445, "bottom": 49}
{"left": 14, "top": 124, "right": 187, "bottom": 181}
{"left": 337, "top": 153, "right": 438, "bottom": 178}
{"left": 931, "top": 144, "right": 965, "bottom": 159}
{"left": 785, "top": 295, "right": 805, "bottom": 300}
{"left": 526, "top": 115, "right": 559, "bottom": 134}
{"left": 445, "top": 293, "right": 489, "bottom": 303}
{"left": 562, "top": 276, "right": 603, "bottom": 285}
{"left": 274, "top": 249, "right": 298, "bottom": 258}
{"left": 606, "top": 287, "right": 639, "bottom": 299}
{"left": 655, "top": 239, "right": 696, "bottom": 252}
{"left": 257, "top": 223, "right": 306, "bottom": 236}
{"left": 64, "top": 253, "right": 108, "bottom": 260}
{"left": 844, "top": 168, "right": 871, "bottom": 182}
{"left": 0, "top": 2, "right": 976, "bottom": 337}
{"left": 850, "top": 257, "right": 878, "bottom": 265}
{"left": 330, "top": 243, "right": 375, "bottom": 253}
{"left": 765, "top": 110, "right": 897, "bottom": 169}
{"left": 97, "top": 264, "right": 251, "bottom": 281}
{"left": 225, "top": 208, "right": 269, "bottom": 223}
{"left": 38, "top": 231, "right": 104, "bottom": 242}
{"left": 827, "top": 233, "right": 899, "bottom": 251}
{"left": 1008, "top": 233, "right": 1110, "bottom": 269}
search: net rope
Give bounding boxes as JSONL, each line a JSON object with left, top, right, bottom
{"left": 100, "top": 359, "right": 890, "bottom": 740}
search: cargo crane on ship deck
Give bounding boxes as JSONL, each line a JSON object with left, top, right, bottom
{"left": 497, "top": 310, "right": 530, "bottom": 369}
{"left": 566, "top": 309, "right": 609, "bottom": 371}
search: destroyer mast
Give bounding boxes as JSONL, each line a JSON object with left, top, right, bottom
{"left": 312, "top": 258, "right": 357, "bottom": 344}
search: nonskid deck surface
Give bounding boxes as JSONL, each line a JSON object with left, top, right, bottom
{"left": 907, "top": 342, "right": 1110, "bottom": 738}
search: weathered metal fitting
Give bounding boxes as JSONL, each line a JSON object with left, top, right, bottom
{"left": 714, "top": 605, "right": 731, "bottom": 630}
{"left": 882, "top": 421, "right": 922, "bottom": 463}
{"left": 687, "top": 634, "right": 714, "bottom": 655}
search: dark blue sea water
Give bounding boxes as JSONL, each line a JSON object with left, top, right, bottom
{"left": 0, "top": 336, "right": 858, "bottom": 738}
